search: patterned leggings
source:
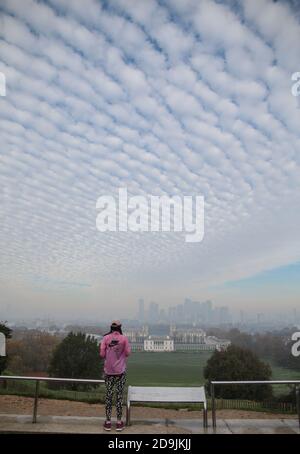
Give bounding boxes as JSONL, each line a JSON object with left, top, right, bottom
{"left": 104, "top": 373, "right": 126, "bottom": 421}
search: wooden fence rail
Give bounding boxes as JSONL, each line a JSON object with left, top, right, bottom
{"left": 206, "top": 398, "right": 296, "bottom": 413}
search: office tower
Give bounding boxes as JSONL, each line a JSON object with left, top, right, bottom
{"left": 149, "top": 302, "right": 159, "bottom": 323}
{"left": 176, "top": 304, "right": 184, "bottom": 322}
{"left": 202, "top": 300, "right": 213, "bottom": 323}
{"left": 159, "top": 308, "right": 166, "bottom": 322}
{"left": 184, "top": 298, "right": 193, "bottom": 322}
{"left": 138, "top": 298, "right": 145, "bottom": 322}
{"left": 168, "top": 307, "right": 176, "bottom": 323}
{"left": 220, "top": 306, "right": 230, "bottom": 324}
{"left": 293, "top": 308, "right": 298, "bottom": 323}
{"left": 257, "top": 313, "right": 263, "bottom": 324}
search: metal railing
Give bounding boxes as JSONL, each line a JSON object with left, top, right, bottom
{"left": 0, "top": 375, "right": 105, "bottom": 423}
{"left": 210, "top": 380, "right": 300, "bottom": 429}
{"left": 1, "top": 376, "right": 300, "bottom": 429}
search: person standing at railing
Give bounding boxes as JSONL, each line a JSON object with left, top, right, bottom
{"left": 100, "top": 320, "right": 131, "bottom": 431}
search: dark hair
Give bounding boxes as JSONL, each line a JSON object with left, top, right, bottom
{"left": 104, "top": 324, "right": 123, "bottom": 336}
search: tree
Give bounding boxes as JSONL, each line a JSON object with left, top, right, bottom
{"left": 0, "top": 322, "right": 12, "bottom": 374}
{"left": 48, "top": 332, "right": 103, "bottom": 390}
{"left": 5, "top": 339, "right": 25, "bottom": 373}
{"left": 204, "top": 345, "right": 273, "bottom": 400}
{"left": 276, "top": 339, "right": 300, "bottom": 372}
{"left": 7, "top": 332, "right": 60, "bottom": 374}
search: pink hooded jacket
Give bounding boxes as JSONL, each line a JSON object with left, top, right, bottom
{"left": 100, "top": 331, "right": 131, "bottom": 375}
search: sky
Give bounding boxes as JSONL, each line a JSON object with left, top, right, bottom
{"left": 0, "top": 0, "right": 300, "bottom": 322}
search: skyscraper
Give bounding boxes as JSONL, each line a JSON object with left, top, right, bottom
{"left": 138, "top": 298, "right": 145, "bottom": 322}
{"left": 149, "top": 302, "right": 159, "bottom": 322}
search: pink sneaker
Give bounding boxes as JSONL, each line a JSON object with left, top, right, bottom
{"left": 116, "top": 421, "right": 125, "bottom": 431}
{"left": 103, "top": 420, "right": 111, "bottom": 431}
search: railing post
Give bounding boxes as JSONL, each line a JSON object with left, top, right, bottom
{"left": 33, "top": 380, "right": 40, "bottom": 423}
{"left": 126, "top": 386, "right": 131, "bottom": 426}
{"left": 126, "top": 401, "right": 131, "bottom": 426}
{"left": 211, "top": 382, "right": 216, "bottom": 429}
{"left": 296, "top": 385, "right": 300, "bottom": 429}
{"left": 203, "top": 402, "right": 208, "bottom": 428}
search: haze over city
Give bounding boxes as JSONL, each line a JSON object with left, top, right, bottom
{"left": 1, "top": 0, "right": 300, "bottom": 322}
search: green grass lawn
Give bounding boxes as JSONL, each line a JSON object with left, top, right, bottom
{"left": 126, "top": 351, "right": 300, "bottom": 402}
{"left": 126, "top": 351, "right": 212, "bottom": 386}
{"left": 0, "top": 352, "right": 212, "bottom": 406}
{"left": 2, "top": 351, "right": 299, "bottom": 407}
{"left": 263, "top": 358, "right": 300, "bottom": 396}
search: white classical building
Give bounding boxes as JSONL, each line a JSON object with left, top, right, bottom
{"left": 144, "top": 335, "right": 174, "bottom": 352}
{"left": 205, "top": 336, "right": 231, "bottom": 351}
{"left": 85, "top": 333, "right": 103, "bottom": 345}
{"left": 125, "top": 325, "right": 230, "bottom": 352}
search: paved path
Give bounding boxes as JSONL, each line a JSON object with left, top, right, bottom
{"left": 0, "top": 414, "right": 299, "bottom": 434}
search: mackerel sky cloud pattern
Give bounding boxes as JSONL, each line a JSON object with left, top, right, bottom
{"left": 0, "top": 0, "right": 300, "bottom": 319}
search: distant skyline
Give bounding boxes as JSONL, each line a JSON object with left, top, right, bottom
{"left": 0, "top": 0, "right": 300, "bottom": 321}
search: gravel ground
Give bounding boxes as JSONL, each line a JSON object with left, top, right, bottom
{"left": 0, "top": 395, "right": 297, "bottom": 420}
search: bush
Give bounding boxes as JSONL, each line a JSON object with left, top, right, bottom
{"left": 48, "top": 332, "right": 103, "bottom": 390}
{"left": 204, "top": 345, "right": 273, "bottom": 400}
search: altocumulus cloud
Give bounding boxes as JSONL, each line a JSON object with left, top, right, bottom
{"left": 0, "top": 0, "right": 300, "bottom": 318}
